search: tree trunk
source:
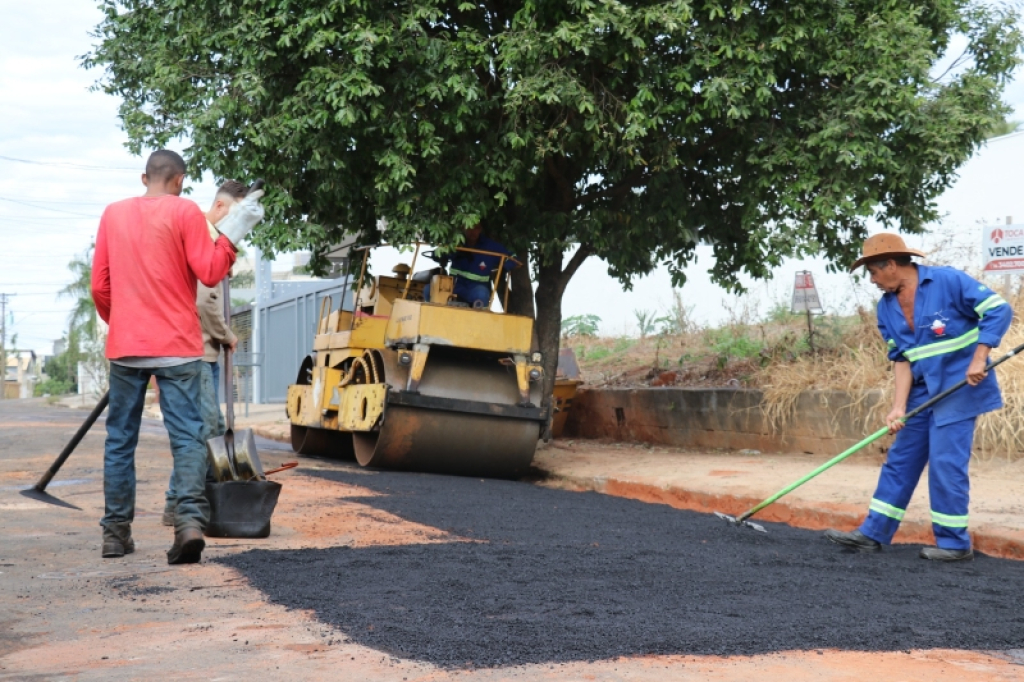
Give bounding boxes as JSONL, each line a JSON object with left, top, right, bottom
{"left": 507, "top": 253, "right": 535, "bottom": 319}
{"left": 532, "top": 245, "right": 592, "bottom": 439}
{"left": 534, "top": 255, "right": 564, "bottom": 423}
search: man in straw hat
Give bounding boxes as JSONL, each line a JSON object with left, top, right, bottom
{"left": 824, "top": 233, "right": 1011, "bottom": 561}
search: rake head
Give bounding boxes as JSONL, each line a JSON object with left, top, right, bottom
{"left": 714, "top": 511, "right": 767, "bottom": 533}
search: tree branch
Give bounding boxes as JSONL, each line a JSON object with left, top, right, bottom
{"left": 578, "top": 166, "right": 647, "bottom": 207}
{"left": 544, "top": 155, "right": 575, "bottom": 212}
{"left": 558, "top": 243, "right": 593, "bottom": 294}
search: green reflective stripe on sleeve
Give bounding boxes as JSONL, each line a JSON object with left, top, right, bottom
{"left": 869, "top": 498, "right": 906, "bottom": 521}
{"left": 902, "top": 328, "right": 980, "bottom": 363}
{"left": 449, "top": 268, "right": 492, "bottom": 283}
{"left": 931, "top": 510, "right": 969, "bottom": 528}
{"left": 974, "top": 294, "right": 1007, "bottom": 318}
{"left": 886, "top": 339, "right": 897, "bottom": 349}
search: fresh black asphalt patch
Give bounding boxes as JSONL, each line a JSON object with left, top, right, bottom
{"left": 219, "top": 468, "right": 1024, "bottom": 667}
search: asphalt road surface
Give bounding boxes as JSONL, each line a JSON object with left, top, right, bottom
{"left": 222, "top": 467, "right": 1024, "bottom": 669}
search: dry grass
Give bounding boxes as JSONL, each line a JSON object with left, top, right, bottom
{"left": 756, "top": 307, "right": 892, "bottom": 438}
{"left": 569, "top": 292, "right": 1024, "bottom": 461}
{"left": 976, "top": 307, "right": 1024, "bottom": 460}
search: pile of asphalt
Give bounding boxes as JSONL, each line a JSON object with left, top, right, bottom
{"left": 220, "top": 468, "right": 1024, "bottom": 668}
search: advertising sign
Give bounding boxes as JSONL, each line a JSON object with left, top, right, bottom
{"left": 791, "top": 271, "right": 823, "bottom": 314}
{"left": 983, "top": 224, "right": 1024, "bottom": 275}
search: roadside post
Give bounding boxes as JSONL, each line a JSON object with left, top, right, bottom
{"left": 791, "top": 271, "right": 823, "bottom": 352}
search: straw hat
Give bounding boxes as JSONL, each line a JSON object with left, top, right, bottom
{"left": 849, "top": 233, "right": 926, "bottom": 271}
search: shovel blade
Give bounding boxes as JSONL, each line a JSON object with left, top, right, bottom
{"left": 207, "top": 436, "right": 237, "bottom": 482}
{"left": 713, "top": 511, "right": 768, "bottom": 533}
{"left": 231, "top": 429, "right": 265, "bottom": 481}
{"left": 19, "top": 487, "right": 82, "bottom": 510}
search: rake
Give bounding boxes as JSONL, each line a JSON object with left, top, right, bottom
{"left": 715, "top": 340, "right": 1024, "bottom": 533}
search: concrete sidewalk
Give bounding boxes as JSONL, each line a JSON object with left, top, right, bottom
{"left": 228, "top": 405, "right": 1024, "bottom": 560}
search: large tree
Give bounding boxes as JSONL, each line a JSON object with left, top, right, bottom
{"left": 86, "top": 0, "right": 1021, "bottom": 402}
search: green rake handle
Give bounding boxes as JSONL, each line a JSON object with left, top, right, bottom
{"left": 735, "top": 340, "right": 1024, "bottom": 524}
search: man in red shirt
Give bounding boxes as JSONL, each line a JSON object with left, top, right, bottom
{"left": 91, "top": 150, "right": 264, "bottom": 564}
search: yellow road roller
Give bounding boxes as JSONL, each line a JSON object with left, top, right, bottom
{"left": 285, "top": 244, "right": 547, "bottom": 478}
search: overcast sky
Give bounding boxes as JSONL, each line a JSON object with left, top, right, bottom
{"left": 2, "top": 3, "right": 1024, "bottom": 355}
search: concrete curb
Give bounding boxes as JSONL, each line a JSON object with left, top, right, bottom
{"left": 252, "top": 424, "right": 291, "bottom": 444}
{"left": 538, "top": 470, "right": 1024, "bottom": 561}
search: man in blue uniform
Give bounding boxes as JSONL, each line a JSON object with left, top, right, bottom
{"left": 438, "top": 224, "right": 517, "bottom": 307}
{"left": 825, "top": 233, "right": 1011, "bottom": 562}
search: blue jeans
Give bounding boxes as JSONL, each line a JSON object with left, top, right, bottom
{"left": 165, "top": 361, "right": 223, "bottom": 508}
{"left": 104, "top": 361, "right": 209, "bottom": 532}
{"left": 453, "top": 279, "right": 492, "bottom": 307}
{"left": 211, "top": 359, "right": 221, "bottom": 404}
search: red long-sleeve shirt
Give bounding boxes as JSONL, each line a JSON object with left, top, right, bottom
{"left": 91, "top": 195, "right": 237, "bottom": 359}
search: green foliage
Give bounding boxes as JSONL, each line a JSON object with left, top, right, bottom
{"left": 585, "top": 346, "right": 611, "bottom": 362}
{"left": 85, "top": 1, "right": 1022, "bottom": 289}
{"left": 706, "top": 327, "right": 763, "bottom": 369}
{"left": 613, "top": 337, "right": 635, "bottom": 353}
{"left": 34, "top": 378, "right": 73, "bottom": 397}
{"left": 765, "top": 303, "right": 801, "bottom": 324}
{"left": 42, "top": 346, "right": 77, "bottom": 389}
{"left": 633, "top": 309, "right": 658, "bottom": 339}
{"left": 229, "top": 269, "right": 256, "bottom": 289}
{"left": 985, "top": 117, "right": 1022, "bottom": 139}
{"left": 561, "top": 314, "right": 601, "bottom": 338}
{"left": 58, "top": 244, "right": 98, "bottom": 342}
{"left": 85, "top": 0, "right": 1023, "bottom": 396}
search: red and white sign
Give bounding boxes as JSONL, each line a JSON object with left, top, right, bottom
{"left": 791, "top": 271, "right": 823, "bottom": 313}
{"left": 983, "top": 224, "right": 1024, "bottom": 274}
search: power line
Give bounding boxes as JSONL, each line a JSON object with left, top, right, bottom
{"left": 0, "top": 214, "right": 95, "bottom": 221}
{"left": 0, "top": 196, "right": 99, "bottom": 217}
{"left": 0, "top": 154, "right": 138, "bottom": 172}
{"left": 0, "top": 281, "right": 74, "bottom": 285}
{"left": 3, "top": 197, "right": 111, "bottom": 206}
{"left": 0, "top": 292, "right": 61, "bottom": 296}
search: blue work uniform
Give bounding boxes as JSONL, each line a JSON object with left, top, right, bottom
{"left": 441, "top": 234, "right": 518, "bottom": 306}
{"left": 859, "top": 265, "right": 1010, "bottom": 550}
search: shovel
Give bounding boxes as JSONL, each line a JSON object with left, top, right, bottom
{"left": 207, "top": 180, "right": 265, "bottom": 482}
{"left": 716, "top": 340, "right": 1024, "bottom": 533}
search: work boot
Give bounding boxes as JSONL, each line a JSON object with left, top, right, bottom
{"left": 161, "top": 502, "right": 176, "bottom": 527}
{"left": 824, "top": 528, "right": 881, "bottom": 553}
{"left": 101, "top": 522, "right": 135, "bottom": 558}
{"left": 167, "top": 527, "right": 205, "bottom": 565}
{"left": 920, "top": 546, "right": 973, "bottom": 562}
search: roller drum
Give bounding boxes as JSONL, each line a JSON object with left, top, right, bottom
{"left": 354, "top": 349, "right": 543, "bottom": 478}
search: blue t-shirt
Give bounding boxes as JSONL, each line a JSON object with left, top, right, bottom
{"left": 878, "top": 265, "right": 1011, "bottom": 426}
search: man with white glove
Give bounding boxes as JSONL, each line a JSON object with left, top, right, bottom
{"left": 217, "top": 187, "right": 265, "bottom": 245}
{"left": 92, "top": 151, "right": 266, "bottom": 566}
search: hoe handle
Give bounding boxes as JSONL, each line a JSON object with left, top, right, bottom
{"left": 737, "top": 340, "right": 1024, "bottom": 524}
{"left": 34, "top": 391, "right": 109, "bottom": 492}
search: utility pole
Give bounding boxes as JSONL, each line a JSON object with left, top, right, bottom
{"left": 0, "top": 293, "right": 13, "bottom": 401}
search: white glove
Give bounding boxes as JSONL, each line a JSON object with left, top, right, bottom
{"left": 217, "top": 189, "right": 265, "bottom": 246}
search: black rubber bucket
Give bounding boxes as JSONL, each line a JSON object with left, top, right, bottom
{"left": 204, "top": 480, "right": 282, "bottom": 538}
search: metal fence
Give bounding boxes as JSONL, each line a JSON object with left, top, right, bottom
{"left": 231, "top": 278, "right": 353, "bottom": 404}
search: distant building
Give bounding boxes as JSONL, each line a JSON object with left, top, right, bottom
{"left": 4, "top": 350, "right": 39, "bottom": 399}
{"left": 77, "top": 360, "right": 107, "bottom": 398}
